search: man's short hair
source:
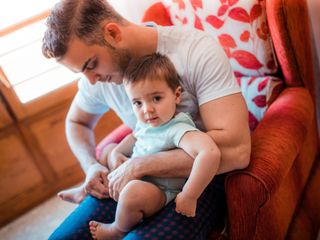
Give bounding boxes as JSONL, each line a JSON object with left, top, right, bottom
{"left": 42, "top": 0, "right": 125, "bottom": 60}
{"left": 123, "top": 53, "right": 181, "bottom": 92}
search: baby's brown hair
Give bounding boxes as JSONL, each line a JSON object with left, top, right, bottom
{"left": 123, "top": 53, "right": 181, "bottom": 92}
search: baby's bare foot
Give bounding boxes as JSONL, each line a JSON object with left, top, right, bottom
{"left": 89, "top": 221, "right": 125, "bottom": 240}
{"left": 57, "top": 185, "right": 87, "bottom": 204}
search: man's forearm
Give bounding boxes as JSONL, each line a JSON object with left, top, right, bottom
{"left": 130, "top": 148, "right": 194, "bottom": 179}
{"left": 127, "top": 130, "right": 250, "bottom": 178}
{"left": 66, "top": 121, "right": 98, "bottom": 173}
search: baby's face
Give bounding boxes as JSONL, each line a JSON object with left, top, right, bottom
{"left": 125, "top": 78, "right": 181, "bottom": 127}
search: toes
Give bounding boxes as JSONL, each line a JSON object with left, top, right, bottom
{"left": 89, "top": 221, "right": 99, "bottom": 227}
{"left": 89, "top": 222, "right": 98, "bottom": 239}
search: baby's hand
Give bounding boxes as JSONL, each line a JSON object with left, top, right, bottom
{"left": 175, "top": 192, "right": 197, "bottom": 217}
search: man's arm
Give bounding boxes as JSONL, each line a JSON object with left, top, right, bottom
{"left": 66, "top": 101, "right": 100, "bottom": 171}
{"left": 200, "top": 92, "right": 251, "bottom": 173}
{"left": 107, "top": 148, "right": 194, "bottom": 198}
{"left": 66, "top": 100, "right": 109, "bottom": 199}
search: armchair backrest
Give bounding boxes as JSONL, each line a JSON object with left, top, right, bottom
{"left": 266, "top": 0, "right": 315, "bottom": 91}
{"left": 162, "top": 0, "right": 278, "bottom": 77}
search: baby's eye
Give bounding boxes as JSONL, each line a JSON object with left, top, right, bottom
{"left": 133, "top": 101, "right": 142, "bottom": 108}
{"left": 153, "top": 96, "right": 162, "bottom": 103}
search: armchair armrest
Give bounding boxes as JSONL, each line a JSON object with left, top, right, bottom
{"left": 95, "top": 124, "right": 132, "bottom": 159}
{"left": 225, "top": 87, "right": 314, "bottom": 238}
{"left": 243, "top": 87, "right": 313, "bottom": 194}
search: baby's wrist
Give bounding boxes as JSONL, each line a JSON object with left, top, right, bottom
{"left": 180, "top": 190, "right": 198, "bottom": 201}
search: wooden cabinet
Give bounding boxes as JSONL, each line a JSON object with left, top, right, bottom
{"left": 0, "top": 82, "right": 122, "bottom": 227}
{"left": 0, "top": 95, "right": 12, "bottom": 129}
{"left": 29, "top": 105, "right": 81, "bottom": 178}
{"left": 0, "top": 127, "right": 43, "bottom": 204}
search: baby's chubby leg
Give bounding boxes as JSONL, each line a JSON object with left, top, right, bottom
{"left": 58, "top": 143, "right": 117, "bottom": 204}
{"left": 90, "top": 180, "right": 166, "bottom": 240}
{"left": 116, "top": 180, "right": 167, "bottom": 231}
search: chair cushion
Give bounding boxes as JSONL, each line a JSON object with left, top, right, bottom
{"left": 238, "top": 76, "right": 284, "bottom": 130}
{"left": 162, "top": 0, "right": 278, "bottom": 76}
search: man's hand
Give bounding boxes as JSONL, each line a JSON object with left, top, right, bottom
{"left": 84, "top": 162, "right": 110, "bottom": 199}
{"left": 107, "top": 158, "right": 137, "bottom": 201}
{"left": 175, "top": 192, "right": 197, "bottom": 217}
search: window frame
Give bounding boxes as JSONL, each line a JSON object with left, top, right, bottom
{"left": 0, "top": 9, "right": 78, "bottom": 120}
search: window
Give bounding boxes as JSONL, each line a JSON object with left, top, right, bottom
{"left": 0, "top": 0, "right": 80, "bottom": 104}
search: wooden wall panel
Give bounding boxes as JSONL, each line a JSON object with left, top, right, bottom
{"left": 0, "top": 87, "right": 122, "bottom": 226}
{"left": 0, "top": 127, "right": 43, "bottom": 205}
{"left": 29, "top": 105, "right": 122, "bottom": 178}
{"left": 0, "top": 95, "right": 13, "bottom": 129}
{"left": 29, "top": 104, "right": 81, "bottom": 178}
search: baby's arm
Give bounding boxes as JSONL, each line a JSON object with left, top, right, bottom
{"left": 108, "top": 133, "right": 137, "bottom": 171}
{"left": 175, "top": 131, "right": 221, "bottom": 217}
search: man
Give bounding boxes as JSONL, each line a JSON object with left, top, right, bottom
{"left": 42, "top": 0, "right": 251, "bottom": 239}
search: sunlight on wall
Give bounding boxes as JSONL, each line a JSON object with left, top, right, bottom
{"left": 0, "top": 1, "right": 79, "bottom": 104}
{"left": 0, "top": 0, "right": 59, "bottom": 30}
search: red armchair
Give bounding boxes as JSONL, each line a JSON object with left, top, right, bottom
{"left": 97, "top": 0, "right": 320, "bottom": 239}
{"left": 224, "top": 1, "right": 320, "bottom": 239}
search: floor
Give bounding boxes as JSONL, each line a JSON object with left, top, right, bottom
{"left": 0, "top": 196, "right": 76, "bottom": 240}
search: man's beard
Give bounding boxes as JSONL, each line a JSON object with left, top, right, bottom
{"left": 114, "top": 48, "right": 132, "bottom": 76}
{"left": 101, "top": 39, "right": 132, "bottom": 84}
{"left": 109, "top": 48, "right": 132, "bottom": 84}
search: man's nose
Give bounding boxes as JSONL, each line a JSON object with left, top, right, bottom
{"left": 84, "top": 71, "right": 100, "bottom": 85}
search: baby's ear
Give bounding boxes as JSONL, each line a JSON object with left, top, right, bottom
{"left": 175, "top": 86, "right": 182, "bottom": 104}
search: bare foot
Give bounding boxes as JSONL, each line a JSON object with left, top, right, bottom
{"left": 89, "top": 221, "right": 125, "bottom": 240}
{"left": 57, "top": 185, "right": 87, "bottom": 204}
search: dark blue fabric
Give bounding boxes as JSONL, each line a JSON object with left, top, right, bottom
{"left": 49, "top": 175, "right": 226, "bottom": 240}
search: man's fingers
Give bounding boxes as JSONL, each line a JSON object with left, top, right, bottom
{"left": 107, "top": 171, "right": 114, "bottom": 181}
{"left": 85, "top": 179, "right": 108, "bottom": 196}
{"left": 101, "top": 172, "right": 109, "bottom": 187}
{"left": 88, "top": 181, "right": 109, "bottom": 199}
{"left": 89, "top": 189, "right": 108, "bottom": 199}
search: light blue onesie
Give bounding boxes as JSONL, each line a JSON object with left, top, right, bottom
{"left": 132, "top": 112, "right": 199, "bottom": 204}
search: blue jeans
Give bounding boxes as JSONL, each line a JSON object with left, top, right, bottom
{"left": 49, "top": 175, "right": 226, "bottom": 240}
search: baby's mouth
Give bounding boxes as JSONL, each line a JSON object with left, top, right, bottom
{"left": 146, "top": 116, "right": 158, "bottom": 122}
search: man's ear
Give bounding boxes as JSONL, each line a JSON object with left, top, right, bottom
{"left": 102, "top": 22, "right": 122, "bottom": 46}
{"left": 175, "top": 86, "right": 182, "bottom": 104}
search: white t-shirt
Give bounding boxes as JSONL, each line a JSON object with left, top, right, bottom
{"left": 74, "top": 25, "right": 240, "bottom": 131}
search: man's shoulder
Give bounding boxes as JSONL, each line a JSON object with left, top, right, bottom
{"left": 158, "top": 25, "right": 209, "bottom": 38}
